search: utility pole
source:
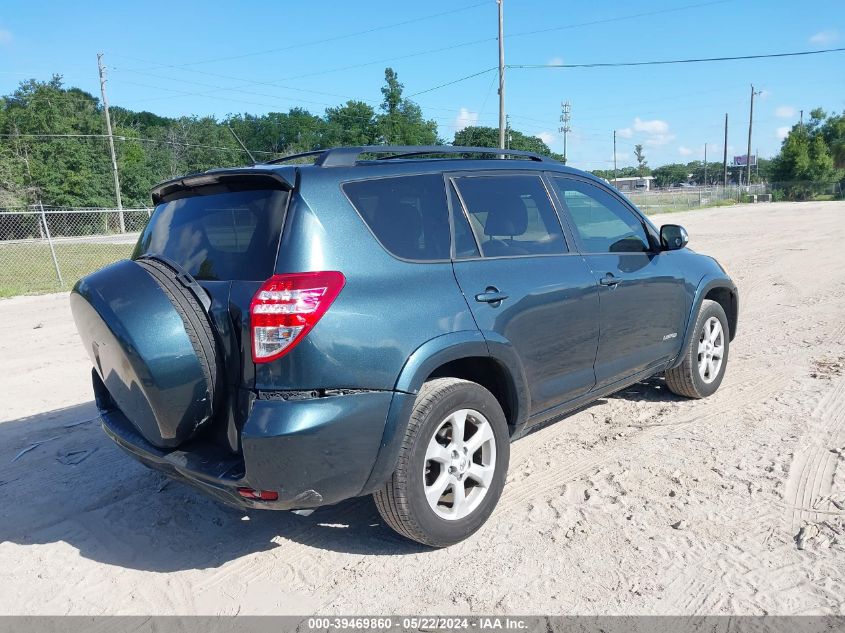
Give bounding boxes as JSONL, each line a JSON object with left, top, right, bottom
{"left": 97, "top": 52, "right": 125, "bottom": 232}
{"left": 613, "top": 130, "right": 618, "bottom": 187}
{"left": 559, "top": 101, "right": 571, "bottom": 165}
{"left": 704, "top": 142, "right": 708, "bottom": 187}
{"left": 723, "top": 113, "right": 728, "bottom": 187}
{"left": 497, "top": 0, "right": 506, "bottom": 151}
{"left": 746, "top": 84, "right": 760, "bottom": 189}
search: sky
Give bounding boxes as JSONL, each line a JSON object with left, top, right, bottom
{"left": 1, "top": 0, "right": 843, "bottom": 171}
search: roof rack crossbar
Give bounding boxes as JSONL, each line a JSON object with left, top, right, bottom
{"left": 264, "top": 145, "right": 550, "bottom": 168}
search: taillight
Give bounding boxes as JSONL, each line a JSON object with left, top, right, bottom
{"left": 250, "top": 271, "right": 345, "bottom": 363}
{"left": 237, "top": 487, "right": 279, "bottom": 501}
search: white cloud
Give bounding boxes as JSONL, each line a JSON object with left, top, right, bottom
{"left": 453, "top": 107, "right": 479, "bottom": 132}
{"left": 775, "top": 106, "right": 796, "bottom": 118}
{"left": 616, "top": 127, "right": 633, "bottom": 139}
{"left": 633, "top": 117, "right": 669, "bottom": 135}
{"left": 644, "top": 133, "right": 676, "bottom": 147}
{"left": 547, "top": 57, "right": 564, "bottom": 66}
{"left": 776, "top": 126, "right": 791, "bottom": 140}
{"left": 535, "top": 131, "right": 556, "bottom": 146}
{"left": 809, "top": 29, "right": 840, "bottom": 45}
{"left": 678, "top": 146, "right": 694, "bottom": 157}
{"left": 758, "top": 89, "right": 771, "bottom": 101}
{"left": 0, "top": 28, "right": 13, "bottom": 46}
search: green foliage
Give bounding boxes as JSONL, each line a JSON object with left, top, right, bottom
{"left": 634, "top": 144, "right": 648, "bottom": 176}
{"left": 453, "top": 125, "right": 553, "bottom": 155}
{"left": 376, "top": 68, "right": 438, "bottom": 145}
{"left": 0, "top": 69, "right": 443, "bottom": 208}
{"left": 652, "top": 163, "right": 689, "bottom": 188}
{"left": 769, "top": 109, "right": 844, "bottom": 199}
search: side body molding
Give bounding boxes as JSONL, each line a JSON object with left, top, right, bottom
{"left": 360, "top": 330, "right": 531, "bottom": 494}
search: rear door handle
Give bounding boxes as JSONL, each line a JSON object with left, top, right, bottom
{"left": 475, "top": 287, "right": 509, "bottom": 306}
{"left": 599, "top": 273, "right": 620, "bottom": 287}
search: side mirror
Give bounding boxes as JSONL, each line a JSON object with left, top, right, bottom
{"left": 660, "top": 224, "right": 689, "bottom": 250}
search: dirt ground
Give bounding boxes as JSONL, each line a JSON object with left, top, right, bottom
{"left": 1, "top": 200, "right": 844, "bottom": 616}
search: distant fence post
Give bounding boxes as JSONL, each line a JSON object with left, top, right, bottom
{"left": 38, "top": 201, "right": 64, "bottom": 288}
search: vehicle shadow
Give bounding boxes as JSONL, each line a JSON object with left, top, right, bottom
{"left": 609, "top": 374, "right": 686, "bottom": 403}
{"left": 1, "top": 376, "right": 680, "bottom": 572}
{"left": 0, "top": 403, "right": 427, "bottom": 574}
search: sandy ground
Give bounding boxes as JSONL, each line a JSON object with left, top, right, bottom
{"left": 1, "top": 200, "right": 844, "bottom": 616}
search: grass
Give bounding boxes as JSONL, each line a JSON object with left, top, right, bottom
{"left": 634, "top": 197, "right": 739, "bottom": 215}
{"left": 0, "top": 242, "right": 133, "bottom": 298}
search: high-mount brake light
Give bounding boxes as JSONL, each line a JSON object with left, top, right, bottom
{"left": 250, "top": 271, "right": 345, "bottom": 363}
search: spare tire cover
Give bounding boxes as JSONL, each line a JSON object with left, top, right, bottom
{"left": 70, "top": 258, "right": 219, "bottom": 448}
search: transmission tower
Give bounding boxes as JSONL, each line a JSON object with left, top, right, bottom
{"left": 559, "top": 101, "right": 571, "bottom": 164}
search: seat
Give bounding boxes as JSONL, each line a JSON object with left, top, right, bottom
{"left": 481, "top": 195, "right": 530, "bottom": 257}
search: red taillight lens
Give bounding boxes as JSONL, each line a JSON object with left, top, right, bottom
{"left": 237, "top": 487, "right": 279, "bottom": 501}
{"left": 250, "top": 271, "right": 345, "bottom": 363}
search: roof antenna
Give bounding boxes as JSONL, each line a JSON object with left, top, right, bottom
{"left": 227, "top": 125, "right": 257, "bottom": 165}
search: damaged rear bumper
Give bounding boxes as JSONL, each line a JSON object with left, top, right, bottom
{"left": 98, "top": 380, "right": 396, "bottom": 511}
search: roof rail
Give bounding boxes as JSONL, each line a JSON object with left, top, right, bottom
{"left": 265, "top": 145, "right": 551, "bottom": 167}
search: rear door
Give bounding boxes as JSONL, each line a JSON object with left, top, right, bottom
{"left": 448, "top": 171, "right": 600, "bottom": 415}
{"left": 547, "top": 175, "right": 687, "bottom": 388}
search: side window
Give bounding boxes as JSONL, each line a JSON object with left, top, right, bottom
{"left": 343, "top": 174, "right": 450, "bottom": 261}
{"left": 453, "top": 175, "right": 567, "bottom": 257}
{"left": 450, "top": 183, "right": 480, "bottom": 259}
{"left": 550, "top": 177, "right": 650, "bottom": 254}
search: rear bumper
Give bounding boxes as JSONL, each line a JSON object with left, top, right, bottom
{"left": 99, "top": 387, "right": 395, "bottom": 511}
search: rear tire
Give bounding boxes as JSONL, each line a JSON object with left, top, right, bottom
{"left": 374, "top": 378, "right": 510, "bottom": 547}
{"left": 665, "top": 299, "right": 729, "bottom": 399}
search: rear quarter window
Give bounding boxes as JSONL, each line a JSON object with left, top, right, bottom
{"left": 343, "top": 174, "right": 450, "bottom": 261}
{"left": 133, "top": 188, "right": 288, "bottom": 281}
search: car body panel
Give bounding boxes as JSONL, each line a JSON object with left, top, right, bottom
{"left": 72, "top": 149, "right": 738, "bottom": 512}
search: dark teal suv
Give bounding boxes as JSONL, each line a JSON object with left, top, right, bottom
{"left": 70, "top": 146, "right": 738, "bottom": 547}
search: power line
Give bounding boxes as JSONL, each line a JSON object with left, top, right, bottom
{"left": 509, "top": 47, "right": 845, "bottom": 69}
{"left": 109, "top": 1, "right": 729, "bottom": 110}
{"left": 507, "top": 0, "right": 729, "bottom": 39}
{"left": 115, "top": 2, "right": 489, "bottom": 71}
{"left": 409, "top": 68, "right": 497, "bottom": 98}
{"left": 0, "top": 133, "right": 279, "bottom": 155}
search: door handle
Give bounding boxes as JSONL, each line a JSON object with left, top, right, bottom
{"left": 599, "top": 273, "right": 620, "bottom": 287}
{"left": 475, "top": 287, "right": 509, "bottom": 306}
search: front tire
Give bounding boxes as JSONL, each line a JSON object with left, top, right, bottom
{"left": 665, "top": 299, "right": 730, "bottom": 399}
{"left": 374, "top": 378, "right": 510, "bottom": 547}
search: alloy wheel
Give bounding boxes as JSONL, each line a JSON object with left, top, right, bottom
{"left": 423, "top": 409, "right": 497, "bottom": 520}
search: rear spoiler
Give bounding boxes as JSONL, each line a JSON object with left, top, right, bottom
{"left": 151, "top": 167, "right": 296, "bottom": 205}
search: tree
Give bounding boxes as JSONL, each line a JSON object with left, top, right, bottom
{"left": 453, "top": 125, "right": 553, "bottom": 155}
{"left": 652, "top": 163, "right": 689, "bottom": 188}
{"left": 634, "top": 144, "right": 648, "bottom": 176}
{"left": 376, "top": 68, "right": 438, "bottom": 145}
{"left": 324, "top": 101, "right": 378, "bottom": 147}
{"left": 769, "top": 112, "right": 842, "bottom": 199}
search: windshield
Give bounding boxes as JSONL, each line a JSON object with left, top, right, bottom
{"left": 133, "top": 188, "right": 288, "bottom": 281}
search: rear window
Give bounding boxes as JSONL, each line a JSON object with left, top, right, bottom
{"left": 133, "top": 189, "right": 288, "bottom": 281}
{"left": 343, "top": 174, "right": 450, "bottom": 261}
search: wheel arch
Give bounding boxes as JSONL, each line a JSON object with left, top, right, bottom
{"left": 360, "top": 331, "right": 530, "bottom": 494}
{"left": 669, "top": 276, "right": 738, "bottom": 369}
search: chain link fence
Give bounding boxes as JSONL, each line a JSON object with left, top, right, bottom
{"left": 0, "top": 207, "right": 151, "bottom": 297}
{"left": 627, "top": 182, "right": 843, "bottom": 214}
{"left": 1, "top": 183, "right": 842, "bottom": 297}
